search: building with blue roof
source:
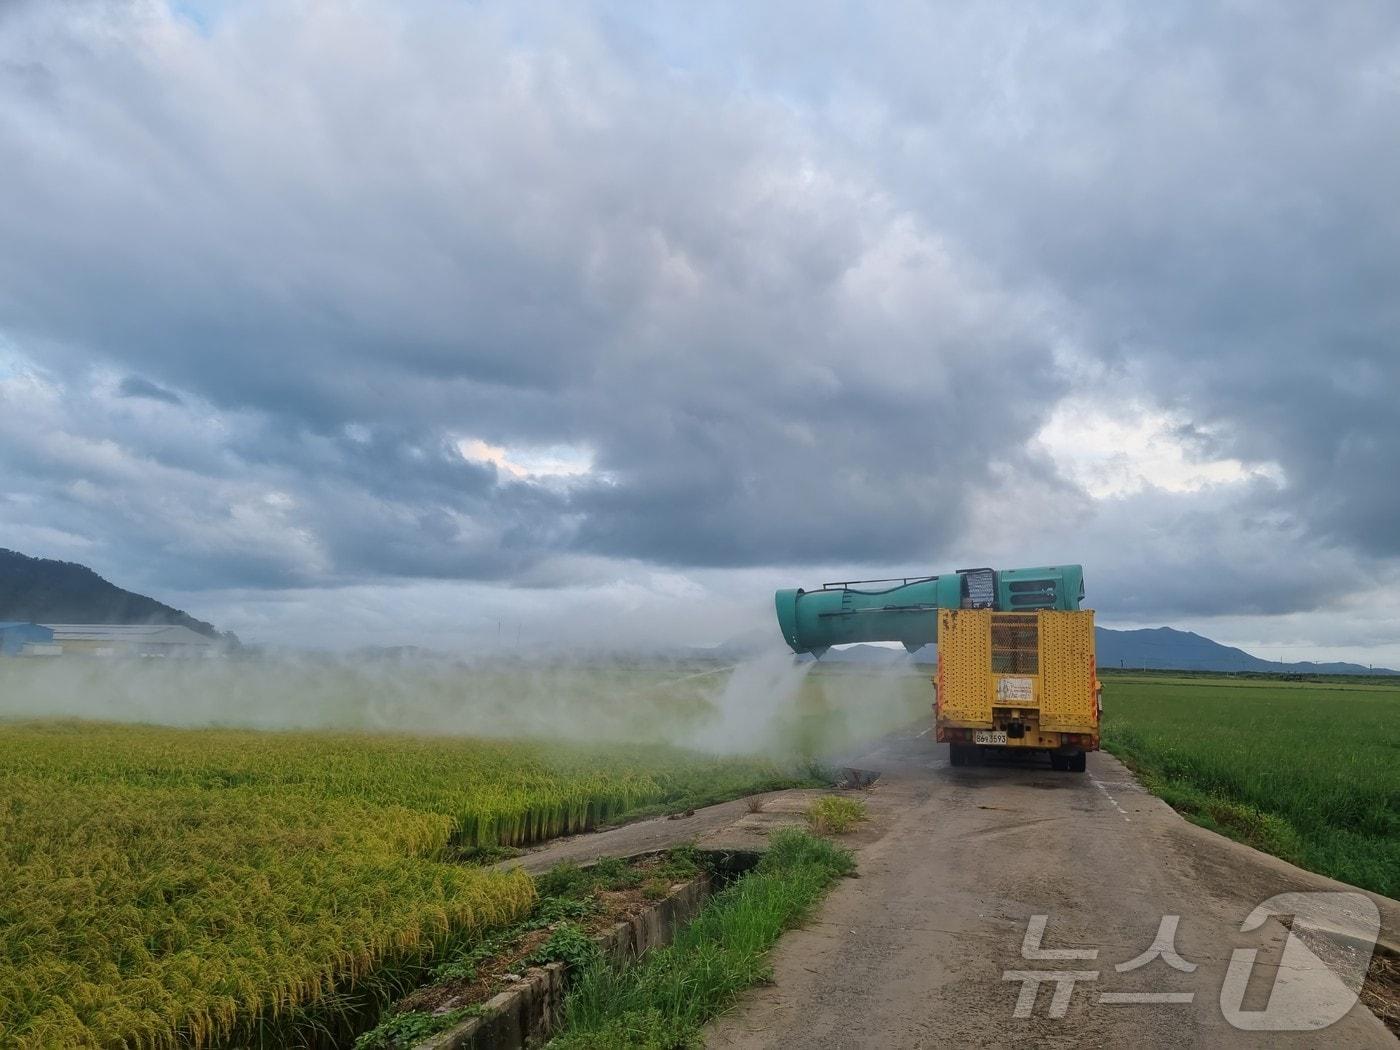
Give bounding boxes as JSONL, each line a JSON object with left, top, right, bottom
{"left": 0, "top": 622, "right": 56, "bottom": 656}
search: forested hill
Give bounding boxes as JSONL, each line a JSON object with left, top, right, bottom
{"left": 0, "top": 548, "right": 218, "bottom": 637}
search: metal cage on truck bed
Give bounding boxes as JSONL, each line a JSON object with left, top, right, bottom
{"left": 935, "top": 608, "right": 1100, "bottom": 771}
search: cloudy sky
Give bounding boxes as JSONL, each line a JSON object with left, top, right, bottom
{"left": 2, "top": 1, "right": 1398, "bottom": 661}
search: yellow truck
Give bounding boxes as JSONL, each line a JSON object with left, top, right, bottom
{"left": 775, "top": 565, "right": 1101, "bottom": 771}
{"left": 934, "top": 608, "right": 1101, "bottom": 772}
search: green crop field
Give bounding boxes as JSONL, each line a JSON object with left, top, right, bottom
{"left": 1100, "top": 672, "right": 1400, "bottom": 899}
{"left": 0, "top": 721, "right": 805, "bottom": 1049}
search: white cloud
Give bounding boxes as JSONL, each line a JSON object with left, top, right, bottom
{"left": 457, "top": 438, "right": 594, "bottom": 480}
{"left": 1035, "top": 398, "right": 1285, "bottom": 499}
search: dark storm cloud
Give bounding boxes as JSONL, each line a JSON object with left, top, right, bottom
{"left": 0, "top": 0, "right": 1067, "bottom": 590}
{"left": 706, "top": 1, "right": 1400, "bottom": 559}
{"left": 0, "top": 0, "right": 1397, "bottom": 635}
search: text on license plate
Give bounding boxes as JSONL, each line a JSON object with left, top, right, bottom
{"left": 973, "top": 731, "right": 1008, "bottom": 745}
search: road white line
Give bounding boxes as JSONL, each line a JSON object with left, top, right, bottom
{"left": 916, "top": 727, "right": 931, "bottom": 737}
{"left": 1089, "top": 775, "right": 1131, "bottom": 822}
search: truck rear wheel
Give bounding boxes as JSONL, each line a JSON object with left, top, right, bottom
{"left": 950, "top": 744, "right": 975, "bottom": 767}
{"left": 1069, "top": 751, "right": 1087, "bottom": 773}
{"left": 1050, "top": 753, "right": 1068, "bottom": 772}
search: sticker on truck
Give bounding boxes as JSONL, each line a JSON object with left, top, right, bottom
{"left": 995, "top": 677, "right": 1033, "bottom": 701}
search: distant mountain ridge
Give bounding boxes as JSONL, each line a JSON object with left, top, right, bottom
{"left": 0, "top": 548, "right": 218, "bottom": 637}
{"left": 1091, "top": 626, "right": 1396, "bottom": 675}
{"left": 798, "top": 626, "right": 1397, "bottom": 676}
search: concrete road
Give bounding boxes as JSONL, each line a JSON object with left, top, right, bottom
{"left": 706, "top": 728, "right": 1399, "bottom": 1048}
{"left": 498, "top": 788, "right": 833, "bottom": 874}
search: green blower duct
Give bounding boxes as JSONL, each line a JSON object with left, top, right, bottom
{"left": 774, "top": 564, "right": 1084, "bottom": 657}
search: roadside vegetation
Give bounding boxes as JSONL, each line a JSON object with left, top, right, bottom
{"left": 0, "top": 721, "right": 809, "bottom": 1049}
{"left": 1101, "top": 673, "right": 1400, "bottom": 898}
{"left": 357, "top": 848, "right": 706, "bottom": 1049}
{"left": 548, "top": 829, "right": 855, "bottom": 1049}
{"left": 805, "top": 795, "right": 867, "bottom": 834}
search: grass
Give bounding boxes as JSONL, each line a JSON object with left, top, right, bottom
{"left": 548, "top": 829, "right": 855, "bottom": 1049}
{"left": 805, "top": 795, "right": 867, "bottom": 834}
{"left": 0, "top": 722, "right": 809, "bottom": 1049}
{"left": 1100, "top": 673, "right": 1400, "bottom": 898}
{"left": 357, "top": 846, "right": 705, "bottom": 1049}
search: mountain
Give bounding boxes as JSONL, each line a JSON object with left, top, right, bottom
{"left": 813, "top": 643, "right": 915, "bottom": 664}
{"left": 0, "top": 549, "right": 218, "bottom": 638}
{"left": 794, "top": 627, "right": 1396, "bottom": 675}
{"left": 1093, "top": 626, "right": 1396, "bottom": 676}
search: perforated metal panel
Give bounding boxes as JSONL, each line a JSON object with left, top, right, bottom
{"left": 1038, "top": 610, "right": 1096, "bottom": 731}
{"left": 937, "top": 608, "right": 993, "bottom": 725}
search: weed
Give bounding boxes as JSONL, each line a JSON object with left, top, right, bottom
{"left": 536, "top": 862, "right": 593, "bottom": 900}
{"left": 429, "top": 929, "right": 515, "bottom": 983}
{"left": 527, "top": 923, "right": 601, "bottom": 970}
{"left": 806, "top": 795, "right": 867, "bottom": 835}
{"left": 592, "top": 856, "right": 645, "bottom": 890}
{"left": 353, "top": 1005, "right": 484, "bottom": 1050}
{"left": 428, "top": 957, "right": 479, "bottom": 983}
{"left": 655, "top": 845, "right": 704, "bottom": 882}
{"left": 762, "top": 826, "right": 857, "bottom": 876}
{"left": 529, "top": 895, "right": 597, "bottom": 927}
{"left": 641, "top": 877, "right": 671, "bottom": 901}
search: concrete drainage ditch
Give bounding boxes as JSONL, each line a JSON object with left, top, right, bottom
{"left": 414, "top": 849, "right": 760, "bottom": 1050}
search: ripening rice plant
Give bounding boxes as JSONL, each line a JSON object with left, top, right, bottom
{"left": 0, "top": 774, "right": 536, "bottom": 1048}
{"left": 0, "top": 722, "right": 795, "bottom": 1048}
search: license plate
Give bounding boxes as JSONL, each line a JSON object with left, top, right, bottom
{"left": 974, "top": 731, "right": 1008, "bottom": 745}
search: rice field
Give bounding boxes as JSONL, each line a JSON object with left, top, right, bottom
{"left": 0, "top": 655, "right": 931, "bottom": 759}
{"left": 0, "top": 721, "right": 801, "bottom": 1049}
{"left": 1101, "top": 672, "right": 1400, "bottom": 899}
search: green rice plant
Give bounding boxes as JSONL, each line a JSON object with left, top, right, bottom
{"left": 805, "top": 795, "right": 867, "bottom": 834}
{"left": 1101, "top": 674, "right": 1400, "bottom": 897}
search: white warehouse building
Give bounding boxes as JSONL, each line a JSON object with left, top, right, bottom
{"left": 42, "top": 624, "right": 218, "bottom": 658}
